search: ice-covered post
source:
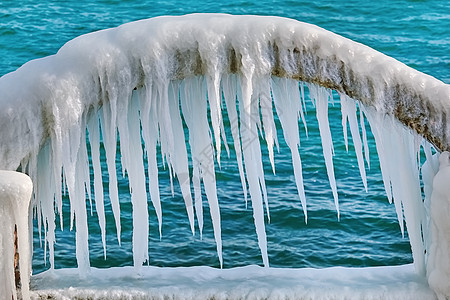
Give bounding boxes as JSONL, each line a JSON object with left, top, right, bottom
{"left": 0, "top": 171, "right": 33, "bottom": 300}
{"left": 425, "top": 151, "right": 450, "bottom": 299}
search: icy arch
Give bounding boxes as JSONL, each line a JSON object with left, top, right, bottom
{"left": 0, "top": 13, "right": 450, "bottom": 299}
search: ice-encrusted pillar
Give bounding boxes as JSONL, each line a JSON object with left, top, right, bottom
{"left": 0, "top": 171, "right": 33, "bottom": 300}
{"left": 426, "top": 151, "right": 450, "bottom": 299}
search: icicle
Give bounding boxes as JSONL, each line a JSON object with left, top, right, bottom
{"left": 380, "top": 117, "right": 405, "bottom": 236}
{"left": 138, "top": 84, "right": 163, "bottom": 238}
{"left": 385, "top": 118, "right": 425, "bottom": 275}
{"left": 253, "top": 101, "right": 270, "bottom": 222}
{"left": 192, "top": 162, "right": 203, "bottom": 238}
{"left": 296, "top": 82, "right": 308, "bottom": 136}
{"left": 421, "top": 140, "right": 439, "bottom": 256}
{"left": 256, "top": 76, "right": 278, "bottom": 175}
{"left": 167, "top": 81, "right": 195, "bottom": 235}
{"left": 362, "top": 105, "right": 393, "bottom": 203}
{"left": 340, "top": 94, "right": 368, "bottom": 192}
{"left": 222, "top": 74, "right": 248, "bottom": 206}
{"left": 271, "top": 77, "right": 307, "bottom": 222}
{"left": 245, "top": 78, "right": 270, "bottom": 222}
{"left": 341, "top": 95, "right": 349, "bottom": 152}
{"left": 238, "top": 72, "right": 269, "bottom": 267}
{"left": 116, "top": 90, "right": 150, "bottom": 271}
{"left": 87, "top": 112, "right": 107, "bottom": 259}
{"left": 180, "top": 76, "right": 222, "bottom": 267}
{"left": 62, "top": 121, "right": 91, "bottom": 276}
{"left": 206, "top": 73, "right": 223, "bottom": 168}
{"left": 180, "top": 78, "right": 204, "bottom": 237}
{"left": 360, "top": 106, "right": 370, "bottom": 169}
{"left": 309, "top": 84, "right": 339, "bottom": 218}
{"left": 35, "top": 143, "right": 56, "bottom": 268}
{"left": 80, "top": 128, "right": 92, "bottom": 216}
{"left": 300, "top": 82, "right": 307, "bottom": 118}
{"left": 379, "top": 114, "right": 426, "bottom": 278}
{"left": 99, "top": 105, "right": 121, "bottom": 245}
{"left": 169, "top": 164, "right": 175, "bottom": 197}
{"left": 155, "top": 81, "right": 175, "bottom": 188}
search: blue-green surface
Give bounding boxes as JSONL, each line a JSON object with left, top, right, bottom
{"left": 0, "top": 0, "right": 448, "bottom": 274}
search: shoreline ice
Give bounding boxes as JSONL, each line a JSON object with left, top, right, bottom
{"left": 31, "top": 264, "right": 435, "bottom": 300}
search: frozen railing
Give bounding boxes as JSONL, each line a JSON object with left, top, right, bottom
{"left": 0, "top": 14, "right": 449, "bottom": 299}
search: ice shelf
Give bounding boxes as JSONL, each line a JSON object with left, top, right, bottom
{"left": 30, "top": 264, "right": 435, "bottom": 300}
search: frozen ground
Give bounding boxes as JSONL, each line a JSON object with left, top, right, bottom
{"left": 30, "top": 264, "right": 435, "bottom": 299}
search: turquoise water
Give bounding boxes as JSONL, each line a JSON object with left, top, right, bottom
{"left": 0, "top": 1, "right": 448, "bottom": 274}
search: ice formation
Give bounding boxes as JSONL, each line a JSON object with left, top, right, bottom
{"left": 0, "top": 171, "right": 33, "bottom": 300}
{"left": 30, "top": 264, "right": 435, "bottom": 300}
{"left": 0, "top": 14, "right": 449, "bottom": 299}
{"left": 425, "top": 151, "right": 450, "bottom": 299}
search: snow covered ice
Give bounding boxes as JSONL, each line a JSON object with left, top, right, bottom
{"left": 0, "top": 13, "right": 449, "bottom": 299}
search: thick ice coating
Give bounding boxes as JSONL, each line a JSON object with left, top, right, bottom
{"left": 426, "top": 151, "right": 450, "bottom": 299}
{"left": 0, "top": 13, "right": 449, "bottom": 298}
{"left": 0, "top": 171, "right": 33, "bottom": 300}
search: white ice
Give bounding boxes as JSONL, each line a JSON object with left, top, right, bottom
{"left": 426, "top": 151, "right": 450, "bottom": 298}
{"left": 340, "top": 93, "right": 368, "bottom": 192}
{"left": 0, "top": 13, "right": 449, "bottom": 299}
{"left": 30, "top": 264, "right": 435, "bottom": 300}
{"left": 309, "top": 84, "right": 340, "bottom": 217}
{"left": 0, "top": 171, "right": 33, "bottom": 300}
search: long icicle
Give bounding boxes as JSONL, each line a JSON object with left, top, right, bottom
{"left": 99, "top": 104, "right": 122, "bottom": 245}
{"left": 117, "top": 91, "right": 149, "bottom": 272}
{"left": 238, "top": 71, "right": 269, "bottom": 267}
{"left": 87, "top": 112, "right": 107, "bottom": 259}
{"left": 222, "top": 74, "right": 248, "bottom": 207}
{"left": 168, "top": 81, "right": 195, "bottom": 235}
{"left": 180, "top": 76, "right": 223, "bottom": 267}
{"left": 340, "top": 93, "right": 368, "bottom": 192}
{"left": 138, "top": 83, "right": 163, "bottom": 238}
{"left": 271, "top": 77, "right": 307, "bottom": 222}
{"left": 309, "top": 84, "right": 339, "bottom": 219}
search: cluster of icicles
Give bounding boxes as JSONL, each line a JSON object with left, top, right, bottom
{"left": 27, "top": 74, "right": 431, "bottom": 276}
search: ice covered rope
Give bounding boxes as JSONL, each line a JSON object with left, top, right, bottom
{"left": 0, "top": 13, "right": 449, "bottom": 299}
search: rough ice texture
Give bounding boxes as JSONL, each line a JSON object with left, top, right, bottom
{"left": 0, "top": 171, "right": 33, "bottom": 300}
{"left": 0, "top": 13, "right": 449, "bottom": 298}
{"left": 426, "top": 151, "right": 450, "bottom": 299}
{"left": 0, "top": 14, "right": 449, "bottom": 171}
{"left": 30, "top": 264, "right": 435, "bottom": 300}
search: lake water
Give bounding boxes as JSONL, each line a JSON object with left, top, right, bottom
{"left": 0, "top": 0, "right": 448, "bottom": 274}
